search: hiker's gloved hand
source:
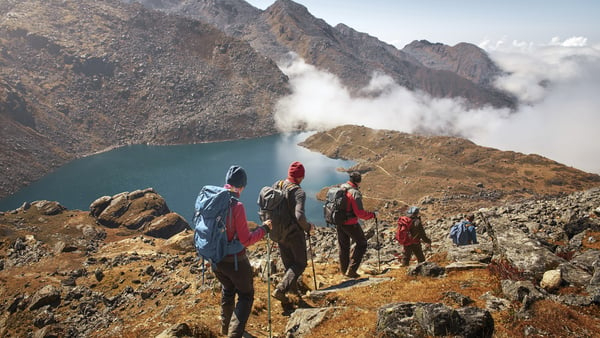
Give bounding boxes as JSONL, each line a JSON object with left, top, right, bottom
{"left": 262, "top": 219, "right": 272, "bottom": 232}
{"left": 374, "top": 211, "right": 379, "bottom": 218}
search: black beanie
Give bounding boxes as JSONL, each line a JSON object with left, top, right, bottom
{"left": 225, "top": 165, "right": 247, "bottom": 188}
{"left": 349, "top": 171, "right": 362, "bottom": 183}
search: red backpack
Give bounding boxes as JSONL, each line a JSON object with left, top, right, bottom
{"left": 396, "top": 216, "right": 418, "bottom": 246}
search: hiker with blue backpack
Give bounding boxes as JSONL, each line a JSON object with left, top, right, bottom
{"left": 449, "top": 214, "right": 478, "bottom": 246}
{"left": 270, "top": 161, "right": 316, "bottom": 310}
{"left": 192, "top": 165, "right": 271, "bottom": 338}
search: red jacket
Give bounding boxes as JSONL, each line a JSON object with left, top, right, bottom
{"left": 343, "top": 181, "right": 375, "bottom": 225}
{"left": 224, "top": 185, "right": 267, "bottom": 252}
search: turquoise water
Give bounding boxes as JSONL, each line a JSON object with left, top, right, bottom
{"left": 0, "top": 133, "right": 353, "bottom": 225}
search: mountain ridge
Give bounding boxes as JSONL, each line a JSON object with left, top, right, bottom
{"left": 128, "top": 0, "right": 516, "bottom": 107}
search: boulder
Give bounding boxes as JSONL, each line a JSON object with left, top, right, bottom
{"left": 501, "top": 280, "right": 544, "bottom": 302}
{"left": 32, "top": 201, "right": 65, "bottom": 215}
{"left": 558, "top": 262, "right": 593, "bottom": 287}
{"left": 494, "top": 227, "right": 566, "bottom": 280}
{"left": 29, "top": 285, "right": 61, "bottom": 311}
{"left": 90, "top": 189, "right": 186, "bottom": 238}
{"left": 407, "top": 262, "right": 445, "bottom": 277}
{"left": 89, "top": 196, "right": 111, "bottom": 218}
{"left": 162, "top": 230, "right": 195, "bottom": 252}
{"left": 285, "top": 307, "right": 338, "bottom": 337}
{"left": 155, "top": 323, "right": 193, "bottom": 338}
{"left": 144, "top": 213, "right": 188, "bottom": 239}
{"left": 539, "top": 269, "right": 561, "bottom": 291}
{"left": 377, "top": 302, "right": 494, "bottom": 338}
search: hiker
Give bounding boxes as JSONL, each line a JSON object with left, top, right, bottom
{"left": 449, "top": 213, "right": 477, "bottom": 245}
{"left": 336, "top": 171, "right": 377, "bottom": 278}
{"left": 213, "top": 165, "right": 272, "bottom": 338}
{"left": 464, "top": 214, "right": 478, "bottom": 244}
{"left": 271, "top": 161, "right": 315, "bottom": 306}
{"left": 399, "top": 206, "right": 431, "bottom": 266}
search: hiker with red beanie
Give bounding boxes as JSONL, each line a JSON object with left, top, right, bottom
{"left": 271, "top": 161, "right": 315, "bottom": 310}
{"left": 336, "top": 171, "right": 377, "bottom": 278}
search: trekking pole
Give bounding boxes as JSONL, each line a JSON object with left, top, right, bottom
{"left": 375, "top": 217, "right": 381, "bottom": 274}
{"left": 266, "top": 234, "right": 272, "bottom": 338}
{"left": 262, "top": 237, "right": 274, "bottom": 279}
{"left": 307, "top": 231, "right": 318, "bottom": 290}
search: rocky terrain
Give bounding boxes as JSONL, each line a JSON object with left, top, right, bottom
{"left": 1, "top": 125, "right": 599, "bottom": 337}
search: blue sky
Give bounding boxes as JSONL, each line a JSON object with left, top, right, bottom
{"left": 246, "top": 0, "right": 599, "bottom": 48}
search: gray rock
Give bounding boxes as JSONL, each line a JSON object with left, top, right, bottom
{"left": 570, "top": 249, "right": 600, "bottom": 273}
{"left": 500, "top": 280, "right": 544, "bottom": 303}
{"left": 558, "top": 262, "right": 593, "bottom": 287}
{"left": 89, "top": 196, "right": 111, "bottom": 218}
{"left": 155, "top": 323, "right": 193, "bottom": 338}
{"left": 376, "top": 302, "right": 426, "bottom": 337}
{"left": 376, "top": 302, "right": 493, "bottom": 338}
{"left": 32, "top": 200, "right": 65, "bottom": 215}
{"left": 494, "top": 227, "right": 566, "bottom": 280}
{"left": 415, "top": 303, "right": 462, "bottom": 336}
{"left": 455, "top": 306, "right": 495, "bottom": 338}
{"left": 144, "top": 212, "right": 188, "bottom": 239}
{"left": 407, "top": 262, "right": 445, "bottom": 277}
{"left": 285, "top": 307, "right": 338, "bottom": 337}
{"left": 480, "top": 292, "right": 511, "bottom": 312}
{"left": 29, "top": 285, "right": 61, "bottom": 311}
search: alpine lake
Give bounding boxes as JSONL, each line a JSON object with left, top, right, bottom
{"left": 0, "top": 133, "right": 353, "bottom": 225}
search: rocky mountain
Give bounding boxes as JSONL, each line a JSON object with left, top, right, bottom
{"left": 1, "top": 126, "right": 599, "bottom": 336}
{"left": 0, "top": 0, "right": 288, "bottom": 199}
{"left": 403, "top": 40, "right": 502, "bottom": 87}
{"left": 126, "top": 0, "right": 516, "bottom": 108}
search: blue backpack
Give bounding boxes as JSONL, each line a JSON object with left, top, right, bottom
{"left": 449, "top": 220, "right": 469, "bottom": 246}
{"left": 192, "top": 185, "right": 244, "bottom": 264}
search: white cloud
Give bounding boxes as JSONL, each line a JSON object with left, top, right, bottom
{"left": 273, "top": 41, "right": 600, "bottom": 174}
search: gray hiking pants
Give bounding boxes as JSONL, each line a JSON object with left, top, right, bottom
{"left": 276, "top": 231, "right": 308, "bottom": 294}
{"left": 213, "top": 254, "right": 254, "bottom": 338}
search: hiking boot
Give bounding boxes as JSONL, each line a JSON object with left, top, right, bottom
{"left": 272, "top": 289, "right": 288, "bottom": 303}
{"left": 345, "top": 270, "right": 360, "bottom": 278}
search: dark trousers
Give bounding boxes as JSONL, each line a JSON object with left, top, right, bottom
{"left": 402, "top": 242, "right": 425, "bottom": 266}
{"left": 213, "top": 254, "right": 254, "bottom": 338}
{"left": 336, "top": 223, "right": 368, "bottom": 274}
{"left": 276, "top": 231, "right": 307, "bottom": 294}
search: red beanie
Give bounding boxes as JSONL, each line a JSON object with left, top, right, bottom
{"left": 288, "top": 161, "right": 305, "bottom": 181}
